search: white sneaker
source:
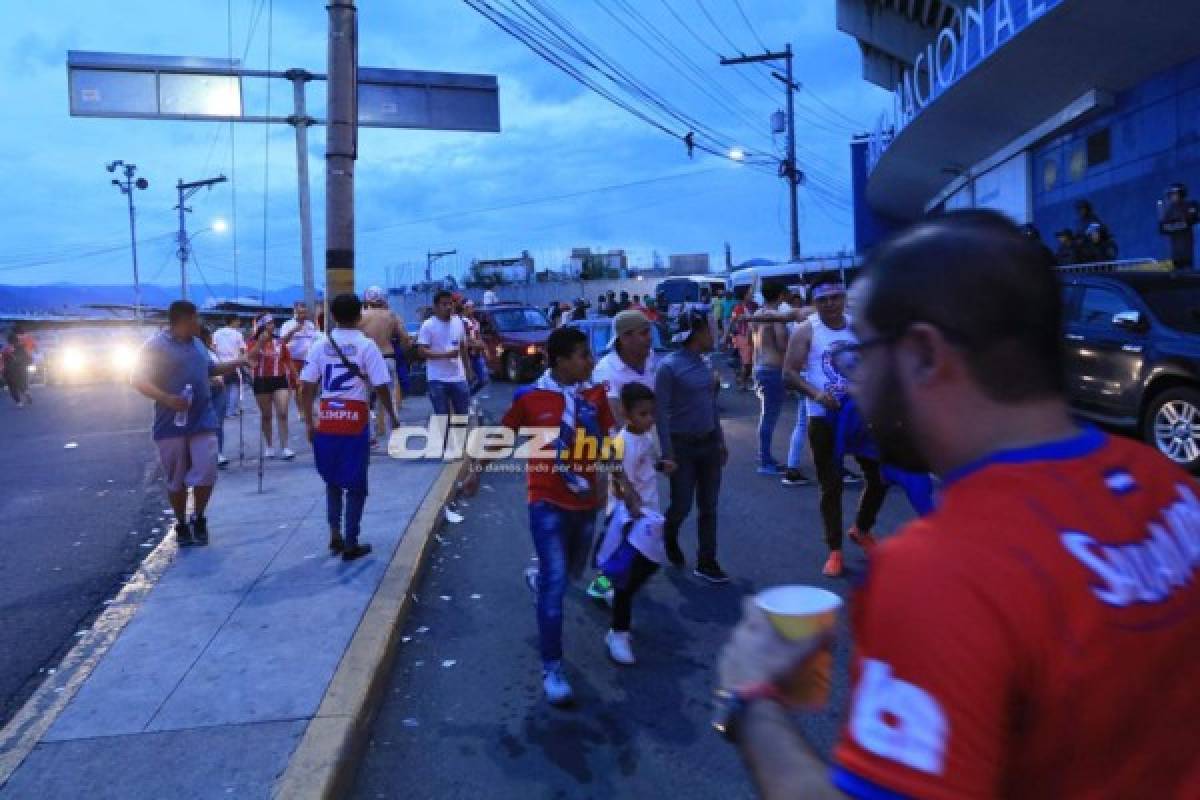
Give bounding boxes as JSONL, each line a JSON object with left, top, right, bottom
{"left": 280, "top": 448, "right": 296, "bottom": 460}
{"left": 542, "top": 663, "right": 574, "bottom": 706}
{"left": 605, "top": 630, "right": 636, "bottom": 665}
{"left": 217, "top": 454, "right": 230, "bottom": 468}
{"left": 263, "top": 447, "right": 275, "bottom": 459}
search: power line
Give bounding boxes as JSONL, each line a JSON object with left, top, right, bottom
{"left": 730, "top": 0, "right": 769, "bottom": 52}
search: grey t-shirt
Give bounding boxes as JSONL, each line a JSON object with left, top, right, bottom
{"left": 654, "top": 349, "right": 723, "bottom": 458}
{"left": 136, "top": 331, "right": 218, "bottom": 440}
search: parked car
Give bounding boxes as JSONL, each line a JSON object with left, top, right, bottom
{"left": 476, "top": 303, "right": 552, "bottom": 382}
{"left": 565, "top": 316, "right": 671, "bottom": 359}
{"left": 1060, "top": 268, "right": 1200, "bottom": 470}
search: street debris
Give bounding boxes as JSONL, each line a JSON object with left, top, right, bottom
{"left": 416, "top": 626, "right": 430, "bottom": 634}
{"left": 440, "top": 595, "right": 451, "bottom": 601}
{"left": 444, "top": 507, "right": 464, "bottom": 524}
{"left": 470, "top": 593, "right": 482, "bottom": 599}
{"left": 63, "top": 442, "right": 78, "bottom": 449}
{"left": 402, "top": 718, "right": 420, "bottom": 728}
{"left": 441, "top": 659, "right": 457, "bottom": 668}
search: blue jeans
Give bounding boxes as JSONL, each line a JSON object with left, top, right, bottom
{"left": 469, "top": 354, "right": 489, "bottom": 395}
{"left": 755, "top": 367, "right": 785, "bottom": 467}
{"left": 787, "top": 398, "right": 809, "bottom": 469}
{"left": 664, "top": 432, "right": 723, "bottom": 563}
{"left": 210, "top": 385, "right": 229, "bottom": 454}
{"left": 427, "top": 380, "right": 470, "bottom": 416}
{"left": 528, "top": 501, "right": 596, "bottom": 666}
{"left": 327, "top": 484, "right": 367, "bottom": 547}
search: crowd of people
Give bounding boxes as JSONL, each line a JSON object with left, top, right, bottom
{"left": 98, "top": 210, "right": 1200, "bottom": 797}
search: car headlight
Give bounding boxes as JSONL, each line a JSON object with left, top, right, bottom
{"left": 111, "top": 345, "right": 138, "bottom": 372}
{"left": 61, "top": 347, "right": 85, "bottom": 373}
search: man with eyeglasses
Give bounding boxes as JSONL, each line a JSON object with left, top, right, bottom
{"left": 782, "top": 279, "right": 887, "bottom": 577}
{"left": 716, "top": 211, "right": 1199, "bottom": 799}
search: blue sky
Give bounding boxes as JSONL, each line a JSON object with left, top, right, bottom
{"left": 0, "top": 0, "right": 889, "bottom": 297}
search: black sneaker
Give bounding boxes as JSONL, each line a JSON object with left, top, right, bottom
{"left": 693, "top": 560, "right": 730, "bottom": 584}
{"left": 665, "top": 538, "right": 685, "bottom": 567}
{"left": 329, "top": 531, "right": 345, "bottom": 554}
{"left": 781, "top": 469, "right": 811, "bottom": 487}
{"left": 342, "top": 542, "right": 373, "bottom": 562}
{"left": 191, "top": 516, "right": 209, "bottom": 546}
{"left": 175, "top": 521, "right": 196, "bottom": 547}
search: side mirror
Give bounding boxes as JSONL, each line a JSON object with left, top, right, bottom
{"left": 1112, "top": 310, "right": 1144, "bottom": 330}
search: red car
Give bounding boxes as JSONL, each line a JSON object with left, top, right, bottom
{"left": 475, "top": 303, "right": 552, "bottom": 382}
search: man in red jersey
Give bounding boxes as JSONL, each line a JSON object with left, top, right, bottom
{"left": 716, "top": 210, "right": 1199, "bottom": 799}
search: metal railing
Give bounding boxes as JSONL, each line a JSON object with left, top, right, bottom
{"left": 1055, "top": 258, "right": 1168, "bottom": 274}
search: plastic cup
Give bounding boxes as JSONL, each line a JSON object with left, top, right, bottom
{"left": 754, "top": 585, "right": 843, "bottom": 707}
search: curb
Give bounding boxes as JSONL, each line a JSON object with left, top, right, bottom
{"left": 273, "top": 457, "right": 468, "bottom": 800}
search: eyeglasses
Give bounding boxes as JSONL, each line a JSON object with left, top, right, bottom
{"left": 831, "top": 321, "right": 972, "bottom": 379}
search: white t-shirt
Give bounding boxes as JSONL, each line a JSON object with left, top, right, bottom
{"left": 592, "top": 349, "right": 658, "bottom": 400}
{"left": 417, "top": 315, "right": 468, "bottom": 383}
{"left": 300, "top": 328, "right": 391, "bottom": 404}
{"left": 804, "top": 315, "right": 856, "bottom": 418}
{"left": 279, "top": 318, "right": 319, "bottom": 363}
{"left": 212, "top": 326, "right": 245, "bottom": 362}
{"left": 606, "top": 427, "right": 661, "bottom": 516}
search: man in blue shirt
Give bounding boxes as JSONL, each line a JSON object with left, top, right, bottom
{"left": 133, "top": 301, "right": 247, "bottom": 547}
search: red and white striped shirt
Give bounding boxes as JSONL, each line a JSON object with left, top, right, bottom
{"left": 251, "top": 337, "right": 291, "bottom": 379}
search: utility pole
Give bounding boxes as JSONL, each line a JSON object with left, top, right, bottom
{"left": 286, "top": 68, "right": 317, "bottom": 316}
{"left": 174, "top": 175, "right": 227, "bottom": 300}
{"left": 106, "top": 160, "right": 148, "bottom": 319}
{"left": 426, "top": 249, "right": 457, "bottom": 284}
{"left": 721, "top": 45, "right": 802, "bottom": 262}
{"left": 326, "top": 0, "right": 358, "bottom": 306}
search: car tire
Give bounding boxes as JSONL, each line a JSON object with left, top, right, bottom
{"left": 1143, "top": 386, "right": 1200, "bottom": 472}
{"left": 504, "top": 352, "right": 523, "bottom": 383}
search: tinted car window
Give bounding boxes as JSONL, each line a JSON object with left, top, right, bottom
{"left": 490, "top": 309, "right": 549, "bottom": 331}
{"left": 656, "top": 280, "right": 699, "bottom": 305}
{"left": 1078, "top": 287, "right": 1131, "bottom": 329}
{"left": 1140, "top": 286, "right": 1200, "bottom": 334}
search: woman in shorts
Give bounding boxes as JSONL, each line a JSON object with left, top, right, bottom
{"left": 247, "top": 314, "right": 296, "bottom": 459}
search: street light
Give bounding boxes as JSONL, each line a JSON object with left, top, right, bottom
{"left": 211, "top": 217, "right": 229, "bottom": 234}
{"left": 107, "top": 160, "right": 149, "bottom": 320}
{"left": 728, "top": 147, "right": 746, "bottom": 162}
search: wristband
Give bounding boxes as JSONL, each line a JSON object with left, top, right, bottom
{"left": 712, "top": 683, "right": 787, "bottom": 742}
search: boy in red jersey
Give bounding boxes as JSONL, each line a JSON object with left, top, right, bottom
{"left": 717, "top": 211, "right": 1199, "bottom": 799}
{"left": 466, "top": 326, "right": 618, "bottom": 707}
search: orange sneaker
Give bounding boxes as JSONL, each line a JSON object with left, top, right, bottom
{"left": 822, "top": 550, "right": 844, "bottom": 577}
{"left": 848, "top": 526, "right": 878, "bottom": 552}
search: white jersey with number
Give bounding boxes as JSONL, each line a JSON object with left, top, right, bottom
{"left": 300, "top": 328, "right": 391, "bottom": 403}
{"left": 804, "top": 315, "right": 856, "bottom": 418}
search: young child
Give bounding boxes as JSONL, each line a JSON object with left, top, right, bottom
{"left": 464, "top": 326, "right": 619, "bottom": 707}
{"left": 299, "top": 293, "right": 399, "bottom": 561}
{"left": 596, "top": 382, "right": 676, "bottom": 666}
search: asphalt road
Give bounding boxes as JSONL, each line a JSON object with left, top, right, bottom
{"left": 0, "top": 383, "right": 167, "bottom": 729}
{"left": 352, "top": 373, "right": 916, "bottom": 799}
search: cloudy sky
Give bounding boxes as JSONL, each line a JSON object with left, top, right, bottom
{"left": 0, "top": 0, "right": 889, "bottom": 298}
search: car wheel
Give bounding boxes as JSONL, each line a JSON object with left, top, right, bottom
{"left": 504, "top": 351, "right": 522, "bottom": 383}
{"left": 1144, "top": 386, "right": 1200, "bottom": 471}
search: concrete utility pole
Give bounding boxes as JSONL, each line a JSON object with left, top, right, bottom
{"left": 721, "top": 45, "right": 802, "bottom": 262}
{"left": 325, "top": 0, "right": 358, "bottom": 306}
{"left": 286, "top": 68, "right": 318, "bottom": 316}
{"left": 174, "top": 175, "right": 227, "bottom": 300}
{"left": 106, "top": 160, "right": 148, "bottom": 319}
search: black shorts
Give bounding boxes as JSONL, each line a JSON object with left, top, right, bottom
{"left": 253, "top": 376, "right": 289, "bottom": 395}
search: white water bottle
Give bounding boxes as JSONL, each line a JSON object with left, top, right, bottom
{"left": 175, "top": 384, "right": 193, "bottom": 427}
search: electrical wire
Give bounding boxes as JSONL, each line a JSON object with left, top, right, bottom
{"left": 730, "top": 0, "right": 769, "bottom": 52}
{"left": 227, "top": 0, "right": 241, "bottom": 303}
{"left": 260, "top": 0, "right": 273, "bottom": 305}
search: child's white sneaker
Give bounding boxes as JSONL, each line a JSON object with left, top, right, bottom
{"left": 605, "top": 630, "right": 636, "bottom": 665}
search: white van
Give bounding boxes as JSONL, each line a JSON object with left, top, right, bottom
{"left": 729, "top": 257, "right": 861, "bottom": 304}
{"left": 653, "top": 274, "right": 729, "bottom": 309}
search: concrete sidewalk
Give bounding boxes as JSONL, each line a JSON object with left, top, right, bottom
{"left": 0, "top": 397, "right": 456, "bottom": 799}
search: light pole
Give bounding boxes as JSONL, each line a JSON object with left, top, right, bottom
{"left": 175, "top": 175, "right": 228, "bottom": 300}
{"left": 106, "top": 160, "right": 148, "bottom": 319}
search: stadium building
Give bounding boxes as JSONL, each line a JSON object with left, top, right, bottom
{"left": 839, "top": 0, "right": 1200, "bottom": 261}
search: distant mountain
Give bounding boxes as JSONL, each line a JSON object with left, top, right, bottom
{"left": 0, "top": 284, "right": 312, "bottom": 313}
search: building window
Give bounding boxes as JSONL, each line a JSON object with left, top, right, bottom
{"left": 1069, "top": 146, "right": 1087, "bottom": 181}
{"left": 1042, "top": 158, "right": 1058, "bottom": 191}
{"left": 1086, "top": 128, "right": 1111, "bottom": 167}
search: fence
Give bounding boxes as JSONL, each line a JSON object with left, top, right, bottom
{"left": 386, "top": 277, "right": 669, "bottom": 322}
